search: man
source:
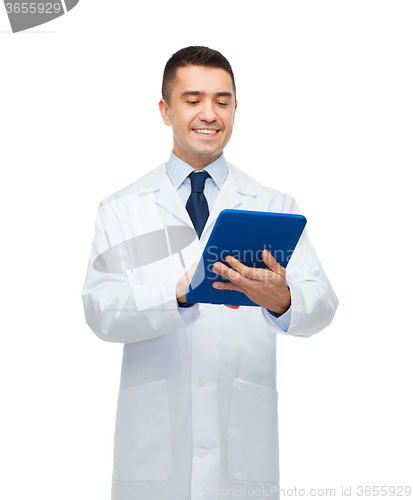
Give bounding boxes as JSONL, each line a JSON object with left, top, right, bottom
{"left": 82, "top": 46, "right": 338, "bottom": 500}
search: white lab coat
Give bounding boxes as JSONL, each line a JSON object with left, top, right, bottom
{"left": 82, "top": 160, "right": 338, "bottom": 500}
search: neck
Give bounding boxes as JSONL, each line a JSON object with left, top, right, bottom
{"left": 173, "top": 150, "right": 222, "bottom": 171}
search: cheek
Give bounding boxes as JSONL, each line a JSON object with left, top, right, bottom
{"left": 223, "top": 117, "right": 235, "bottom": 132}
{"left": 222, "top": 110, "right": 235, "bottom": 128}
{"left": 173, "top": 111, "right": 196, "bottom": 132}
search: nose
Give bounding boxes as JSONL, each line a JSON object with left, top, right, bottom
{"left": 197, "top": 100, "right": 217, "bottom": 123}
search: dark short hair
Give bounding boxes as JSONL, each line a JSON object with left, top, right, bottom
{"left": 162, "top": 46, "right": 236, "bottom": 104}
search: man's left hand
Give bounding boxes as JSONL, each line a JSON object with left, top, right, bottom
{"left": 212, "top": 249, "right": 291, "bottom": 315}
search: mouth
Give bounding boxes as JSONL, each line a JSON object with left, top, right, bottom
{"left": 192, "top": 128, "right": 220, "bottom": 136}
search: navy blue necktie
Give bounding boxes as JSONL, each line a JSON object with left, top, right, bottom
{"left": 186, "top": 170, "right": 211, "bottom": 239}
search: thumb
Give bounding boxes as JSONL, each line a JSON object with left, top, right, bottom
{"left": 187, "top": 261, "right": 198, "bottom": 279}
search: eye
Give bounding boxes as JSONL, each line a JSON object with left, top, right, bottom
{"left": 217, "top": 102, "right": 229, "bottom": 107}
{"left": 187, "top": 101, "right": 199, "bottom": 105}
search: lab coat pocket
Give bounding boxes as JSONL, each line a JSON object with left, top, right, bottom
{"left": 228, "top": 377, "right": 279, "bottom": 482}
{"left": 113, "top": 379, "right": 172, "bottom": 482}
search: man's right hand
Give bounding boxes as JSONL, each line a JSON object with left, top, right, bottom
{"left": 176, "top": 262, "right": 240, "bottom": 309}
{"left": 176, "top": 262, "right": 198, "bottom": 304}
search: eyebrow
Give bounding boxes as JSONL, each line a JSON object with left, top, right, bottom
{"left": 180, "top": 91, "right": 233, "bottom": 99}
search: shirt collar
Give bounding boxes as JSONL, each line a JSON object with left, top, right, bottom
{"left": 165, "top": 150, "right": 228, "bottom": 191}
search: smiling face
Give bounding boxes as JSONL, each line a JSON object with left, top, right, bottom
{"left": 159, "top": 65, "right": 238, "bottom": 170}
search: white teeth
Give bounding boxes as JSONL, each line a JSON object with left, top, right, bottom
{"left": 193, "top": 129, "right": 218, "bottom": 134}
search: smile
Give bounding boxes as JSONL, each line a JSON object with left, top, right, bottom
{"left": 192, "top": 129, "right": 219, "bottom": 135}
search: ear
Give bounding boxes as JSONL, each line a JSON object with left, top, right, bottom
{"left": 233, "top": 99, "right": 238, "bottom": 125}
{"left": 159, "top": 98, "right": 172, "bottom": 126}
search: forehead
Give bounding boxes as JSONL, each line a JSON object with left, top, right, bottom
{"left": 173, "top": 65, "right": 234, "bottom": 97}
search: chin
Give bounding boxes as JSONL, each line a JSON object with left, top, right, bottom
{"left": 196, "top": 151, "right": 220, "bottom": 161}
{"left": 191, "top": 144, "right": 221, "bottom": 156}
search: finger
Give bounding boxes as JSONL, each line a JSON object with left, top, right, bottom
{"left": 224, "top": 255, "right": 257, "bottom": 279}
{"left": 262, "top": 250, "right": 286, "bottom": 277}
{"left": 224, "top": 255, "right": 273, "bottom": 282}
{"left": 213, "top": 261, "right": 255, "bottom": 287}
{"left": 214, "top": 265, "right": 246, "bottom": 288}
{"left": 213, "top": 281, "right": 245, "bottom": 294}
{"left": 188, "top": 261, "right": 198, "bottom": 277}
{"left": 184, "top": 262, "right": 198, "bottom": 285}
{"left": 224, "top": 304, "right": 240, "bottom": 309}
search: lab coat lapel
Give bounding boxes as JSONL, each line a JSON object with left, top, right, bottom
{"left": 152, "top": 166, "right": 194, "bottom": 227}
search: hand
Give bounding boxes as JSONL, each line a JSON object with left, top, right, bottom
{"left": 176, "top": 262, "right": 198, "bottom": 303}
{"left": 212, "top": 250, "right": 291, "bottom": 315}
{"left": 176, "top": 262, "right": 240, "bottom": 310}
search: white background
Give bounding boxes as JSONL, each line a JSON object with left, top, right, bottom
{"left": 1, "top": 1, "right": 412, "bottom": 498}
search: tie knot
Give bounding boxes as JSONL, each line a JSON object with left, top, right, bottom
{"left": 188, "top": 170, "right": 210, "bottom": 193}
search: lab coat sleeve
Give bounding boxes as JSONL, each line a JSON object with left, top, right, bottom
{"left": 81, "top": 202, "right": 199, "bottom": 344}
{"left": 262, "top": 195, "right": 338, "bottom": 337}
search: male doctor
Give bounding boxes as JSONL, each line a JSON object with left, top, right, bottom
{"left": 82, "top": 46, "right": 338, "bottom": 500}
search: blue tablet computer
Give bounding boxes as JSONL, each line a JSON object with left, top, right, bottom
{"left": 185, "top": 209, "right": 307, "bottom": 307}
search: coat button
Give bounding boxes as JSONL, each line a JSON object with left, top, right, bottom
{"left": 196, "top": 448, "right": 206, "bottom": 458}
{"left": 170, "top": 312, "right": 178, "bottom": 319}
{"left": 197, "top": 379, "right": 206, "bottom": 388}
